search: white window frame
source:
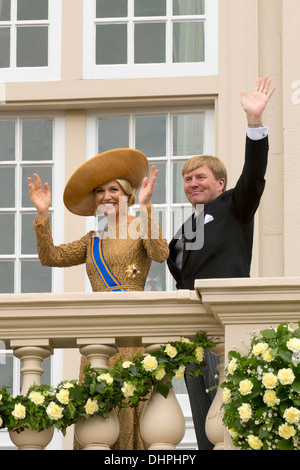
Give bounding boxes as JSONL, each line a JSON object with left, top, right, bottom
{"left": 0, "top": 111, "right": 65, "bottom": 450}
{"left": 0, "top": 0, "right": 62, "bottom": 82}
{"left": 83, "top": 0, "right": 219, "bottom": 79}
{"left": 0, "top": 111, "right": 65, "bottom": 293}
{"left": 84, "top": 105, "right": 215, "bottom": 292}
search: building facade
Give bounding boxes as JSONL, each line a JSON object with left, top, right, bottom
{"left": 0, "top": 0, "right": 300, "bottom": 449}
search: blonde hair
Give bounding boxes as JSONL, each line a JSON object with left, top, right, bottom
{"left": 116, "top": 179, "right": 136, "bottom": 206}
{"left": 182, "top": 155, "right": 227, "bottom": 192}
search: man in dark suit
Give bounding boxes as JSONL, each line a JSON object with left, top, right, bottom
{"left": 167, "top": 76, "right": 276, "bottom": 450}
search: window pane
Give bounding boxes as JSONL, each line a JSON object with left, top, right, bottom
{"left": 22, "top": 119, "right": 53, "bottom": 161}
{"left": 173, "top": 21, "right": 204, "bottom": 63}
{"left": 0, "top": 261, "right": 14, "bottom": 293}
{"left": 0, "top": 353, "right": 14, "bottom": 392}
{"left": 17, "top": 0, "right": 48, "bottom": 20}
{"left": 135, "top": 115, "right": 166, "bottom": 157}
{"left": 173, "top": 0, "right": 205, "bottom": 15}
{"left": 172, "top": 160, "right": 186, "bottom": 203}
{"left": 0, "top": 213, "right": 14, "bottom": 254}
{"left": 21, "top": 260, "right": 51, "bottom": 293}
{"left": 134, "top": 0, "right": 166, "bottom": 16}
{"left": 150, "top": 162, "right": 166, "bottom": 203}
{"left": 135, "top": 23, "right": 165, "bottom": 63}
{"left": 17, "top": 26, "right": 48, "bottom": 67}
{"left": 173, "top": 113, "right": 204, "bottom": 156}
{"left": 0, "top": 27, "right": 10, "bottom": 68}
{"left": 0, "top": 120, "right": 15, "bottom": 161}
{"left": 98, "top": 117, "right": 129, "bottom": 153}
{"left": 96, "top": 0, "right": 127, "bottom": 18}
{"left": 96, "top": 24, "right": 127, "bottom": 65}
{"left": 172, "top": 205, "right": 194, "bottom": 235}
{"left": 0, "top": 0, "right": 11, "bottom": 21}
{"left": 22, "top": 165, "right": 52, "bottom": 207}
{"left": 0, "top": 167, "right": 15, "bottom": 207}
{"left": 21, "top": 213, "right": 37, "bottom": 254}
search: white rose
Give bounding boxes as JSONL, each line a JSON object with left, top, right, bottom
{"left": 238, "top": 403, "right": 252, "bottom": 423}
{"left": 56, "top": 388, "right": 70, "bottom": 405}
{"left": 46, "top": 402, "right": 64, "bottom": 420}
{"left": 84, "top": 398, "right": 98, "bottom": 415}
{"left": 12, "top": 403, "right": 26, "bottom": 420}
{"left": 29, "top": 391, "right": 45, "bottom": 405}
{"left": 277, "top": 368, "right": 295, "bottom": 385}
{"left": 97, "top": 373, "right": 114, "bottom": 385}
{"left": 121, "top": 382, "right": 136, "bottom": 398}
{"left": 283, "top": 407, "right": 300, "bottom": 425}
{"left": 287, "top": 338, "right": 300, "bottom": 353}
{"left": 165, "top": 344, "right": 178, "bottom": 358}
{"left": 142, "top": 354, "right": 158, "bottom": 372}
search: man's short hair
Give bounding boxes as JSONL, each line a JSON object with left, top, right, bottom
{"left": 182, "top": 155, "right": 227, "bottom": 192}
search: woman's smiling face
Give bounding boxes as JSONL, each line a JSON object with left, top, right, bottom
{"left": 94, "top": 180, "right": 126, "bottom": 218}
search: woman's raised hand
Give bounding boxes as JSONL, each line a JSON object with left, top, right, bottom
{"left": 138, "top": 165, "right": 159, "bottom": 206}
{"left": 28, "top": 173, "right": 51, "bottom": 222}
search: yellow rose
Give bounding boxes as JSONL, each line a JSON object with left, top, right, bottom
{"left": 278, "top": 424, "right": 296, "bottom": 440}
{"left": 238, "top": 403, "right": 252, "bottom": 423}
{"left": 252, "top": 342, "right": 268, "bottom": 356}
{"left": 287, "top": 338, "right": 300, "bottom": 353}
{"left": 277, "top": 368, "right": 295, "bottom": 385}
{"left": 121, "top": 382, "right": 136, "bottom": 398}
{"left": 238, "top": 379, "right": 253, "bottom": 396}
{"left": 175, "top": 365, "right": 186, "bottom": 381}
{"left": 228, "top": 428, "right": 239, "bottom": 439}
{"left": 63, "top": 382, "right": 74, "bottom": 389}
{"left": 122, "top": 361, "right": 134, "bottom": 369}
{"left": 56, "top": 388, "right": 70, "bottom": 405}
{"left": 46, "top": 402, "right": 64, "bottom": 420}
{"left": 181, "top": 337, "right": 191, "bottom": 344}
{"left": 227, "top": 358, "right": 238, "bottom": 375}
{"left": 283, "top": 407, "right": 300, "bottom": 424}
{"left": 29, "top": 391, "right": 45, "bottom": 405}
{"left": 165, "top": 344, "right": 178, "bottom": 358}
{"left": 263, "top": 390, "right": 279, "bottom": 407}
{"left": 262, "top": 372, "right": 278, "bottom": 389}
{"left": 262, "top": 349, "right": 276, "bottom": 362}
{"left": 98, "top": 373, "right": 114, "bottom": 385}
{"left": 195, "top": 347, "right": 204, "bottom": 362}
{"left": 12, "top": 403, "right": 26, "bottom": 420}
{"left": 247, "top": 435, "right": 263, "bottom": 450}
{"left": 155, "top": 368, "right": 166, "bottom": 381}
{"left": 0, "top": 417, "right": 3, "bottom": 427}
{"left": 222, "top": 387, "right": 231, "bottom": 404}
{"left": 84, "top": 398, "right": 98, "bottom": 415}
{"left": 142, "top": 354, "right": 158, "bottom": 372}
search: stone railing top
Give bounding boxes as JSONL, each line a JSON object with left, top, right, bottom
{"left": 1, "top": 277, "right": 299, "bottom": 351}
{"left": 195, "top": 277, "right": 300, "bottom": 326}
{"left": 0, "top": 289, "right": 222, "bottom": 350}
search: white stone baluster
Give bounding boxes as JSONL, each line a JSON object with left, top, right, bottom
{"left": 205, "top": 340, "right": 225, "bottom": 450}
{"left": 140, "top": 342, "right": 186, "bottom": 450}
{"left": 12, "top": 342, "right": 53, "bottom": 394}
{"left": 75, "top": 339, "right": 120, "bottom": 450}
{"left": 9, "top": 340, "right": 54, "bottom": 450}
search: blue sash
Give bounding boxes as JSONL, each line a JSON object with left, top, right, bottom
{"left": 91, "top": 233, "right": 126, "bottom": 292}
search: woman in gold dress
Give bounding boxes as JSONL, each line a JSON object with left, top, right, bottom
{"left": 28, "top": 148, "right": 169, "bottom": 450}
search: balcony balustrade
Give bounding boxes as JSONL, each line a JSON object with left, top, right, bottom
{"left": 0, "top": 277, "right": 299, "bottom": 450}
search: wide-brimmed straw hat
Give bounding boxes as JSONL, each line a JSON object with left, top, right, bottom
{"left": 63, "top": 148, "right": 149, "bottom": 216}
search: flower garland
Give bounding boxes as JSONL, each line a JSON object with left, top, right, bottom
{"left": 0, "top": 331, "right": 214, "bottom": 436}
{"left": 221, "top": 321, "right": 300, "bottom": 450}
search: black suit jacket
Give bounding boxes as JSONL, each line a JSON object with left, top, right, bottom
{"left": 168, "top": 136, "right": 269, "bottom": 290}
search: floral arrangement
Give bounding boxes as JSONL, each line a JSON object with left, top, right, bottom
{"left": 221, "top": 321, "right": 300, "bottom": 450}
{"left": 0, "top": 331, "right": 214, "bottom": 436}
